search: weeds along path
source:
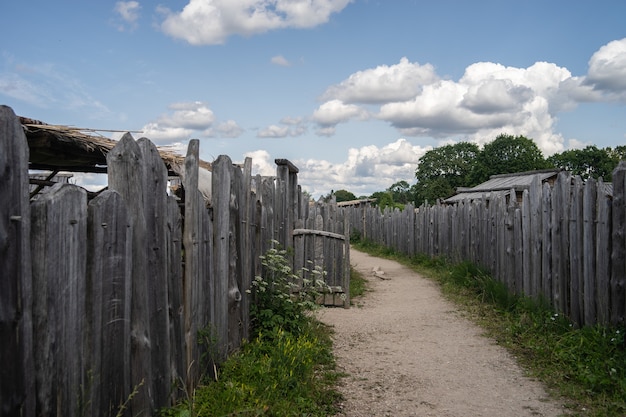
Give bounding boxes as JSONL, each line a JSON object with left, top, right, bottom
{"left": 317, "top": 248, "right": 567, "bottom": 417}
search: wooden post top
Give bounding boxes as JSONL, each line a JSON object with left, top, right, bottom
{"left": 274, "top": 159, "right": 299, "bottom": 173}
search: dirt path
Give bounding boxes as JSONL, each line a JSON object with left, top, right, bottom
{"left": 317, "top": 249, "right": 567, "bottom": 417}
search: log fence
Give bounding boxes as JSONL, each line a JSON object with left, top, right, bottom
{"left": 344, "top": 168, "right": 625, "bottom": 328}
{"left": 0, "top": 105, "right": 349, "bottom": 417}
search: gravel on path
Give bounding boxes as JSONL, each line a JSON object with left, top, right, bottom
{"left": 317, "top": 248, "right": 568, "bottom": 417}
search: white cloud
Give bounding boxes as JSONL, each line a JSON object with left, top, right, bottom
{"left": 586, "top": 38, "right": 626, "bottom": 93}
{"left": 159, "top": 0, "right": 352, "bottom": 45}
{"left": 113, "top": 1, "right": 141, "bottom": 31}
{"left": 258, "top": 124, "right": 290, "bottom": 138}
{"left": 320, "top": 57, "right": 439, "bottom": 104}
{"left": 271, "top": 55, "right": 291, "bottom": 67}
{"left": 312, "top": 99, "right": 369, "bottom": 126}
{"left": 216, "top": 120, "right": 244, "bottom": 138}
{"left": 243, "top": 149, "right": 275, "bottom": 176}
{"left": 140, "top": 101, "right": 231, "bottom": 144}
{"left": 296, "top": 138, "right": 431, "bottom": 198}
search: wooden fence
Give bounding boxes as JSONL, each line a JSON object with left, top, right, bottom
{"left": 0, "top": 105, "right": 349, "bottom": 417}
{"left": 345, "top": 168, "right": 626, "bottom": 328}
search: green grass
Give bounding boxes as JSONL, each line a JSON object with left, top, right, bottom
{"left": 160, "top": 245, "right": 343, "bottom": 417}
{"left": 349, "top": 266, "right": 368, "bottom": 303}
{"left": 352, "top": 239, "right": 626, "bottom": 417}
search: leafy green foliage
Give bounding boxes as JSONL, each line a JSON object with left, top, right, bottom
{"left": 470, "top": 134, "right": 551, "bottom": 184}
{"left": 161, "top": 244, "right": 342, "bottom": 417}
{"left": 333, "top": 189, "right": 357, "bottom": 202}
{"left": 547, "top": 145, "right": 625, "bottom": 181}
{"left": 413, "top": 142, "right": 480, "bottom": 204}
{"left": 249, "top": 242, "right": 330, "bottom": 337}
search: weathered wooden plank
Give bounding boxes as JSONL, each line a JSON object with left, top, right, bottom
{"left": 138, "top": 137, "right": 172, "bottom": 408}
{"left": 240, "top": 158, "right": 253, "bottom": 342}
{"left": 521, "top": 190, "right": 532, "bottom": 296}
{"left": 87, "top": 190, "right": 132, "bottom": 416}
{"left": 228, "top": 164, "right": 243, "bottom": 353}
{"left": 182, "top": 140, "right": 201, "bottom": 388}
{"left": 610, "top": 162, "right": 626, "bottom": 325}
{"left": 107, "top": 133, "right": 153, "bottom": 415}
{"left": 31, "top": 184, "right": 87, "bottom": 417}
{"left": 541, "top": 183, "right": 553, "bottom": 303}
{"left": 596, "top": 178, "right": 611, "bottom": 324}
{"left": 0, "top": 105, "right": 35, "bottom": 417}
{"left": 582, "top": 178, "right": 597, "bottom": 326}
{"left": 165, "top": 195, "right": 185, "bottom": 401}
{"left": 212, "top": 155, "right": 232, "bottom": 360}
{"left": 529, "top": 176, "right": 543, "bottom": 299}
{"left": 569, "top": 176, "right": 583, "bottom": 326}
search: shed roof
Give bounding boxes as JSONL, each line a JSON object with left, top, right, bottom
{"left": 443, "top": 169, "right": 560, "bottom": 203}
{"left": 20, "top": 116, "right": 212, "bottom": 175}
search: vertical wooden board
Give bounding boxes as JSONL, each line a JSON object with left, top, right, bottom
{"left": 212, "top": 155, "right": 232, "bottom": 360}
{"left": 165, "top": 195, "right": 185, "bottom": 401}
{"left": 521, "top": 190, "right": 532, "bottom": 296}
{"left": 596, "top": 178, "right": 611, "bottom": 324}
{"left": 138, "top": 137, "right": 171, "bottom": 407}
{"left": 0, "top": 105, "right": 35, "bottom": 417}
{"left": 241, "top": 158, "right": 253, "bottom": 341}
{"left": 343, "top": 212, "right": 351, "bottom": 308}
{"left": 582, "top": 178, "right": 597, "bottom": 326}
{"left": 541, "top": 183, "right": 553, "bottom": 303}
{"left": 504, "top": 199, "right": 516, "bottom": 292}
{"left": 87, "top": 190, "right": 132, "bottom": 416}
{"left": 31, "top": 184, "right": 87, "bottom": 417}
{"left": 228, "top": 166, "right": 243, "bottom": 353}
{"left": 610, "top": 162, "right": 626, "bottom": 325}
{"left": 182, "top": 140, "right": 201, "bottom": 388}
{"left": 569, "top": 176, "right": 583, "bottom": 326}
{"left": 529, "top": 176, "right": 543, "bottom": 299}
{"left": 551, "top": 172, "right": 571, "bottom": 313}
{"left": 107, "top": 133, "right": 153, "bottom": 415}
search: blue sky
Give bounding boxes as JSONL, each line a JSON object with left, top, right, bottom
{"left": 2, "top": 1, "right": 625, "bottom": 198}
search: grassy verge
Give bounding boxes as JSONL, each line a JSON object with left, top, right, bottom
{"left": 352, "top": 239, "right": 626, "bottom": 417}
{"left": 160, "top": 244, "right": 343, "bottom": 417}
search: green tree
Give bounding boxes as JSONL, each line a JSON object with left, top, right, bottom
{"left": 413, "top": 142, "right": 480, "bottom": 204}
{"left": 388, "top": 180, "right": 412, "bottom": 204}
{"left": 548, "top": 145, "right": 626, "bottom": 181}
{"left": 333, "top": 189, "right": 357, "bottom": 202}
{"left": 470, "top": 134, "right": 550, "bottom": 184}
{"left": 370, "top": 191, "right": 397, "bottom": 211}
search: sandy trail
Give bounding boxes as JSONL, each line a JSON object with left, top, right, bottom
{"left": 317, "top": 248, "right": 567, "bottom": 417}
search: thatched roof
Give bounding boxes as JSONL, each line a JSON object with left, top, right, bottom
{"left": 20, "top": 116, "right": 212, "bottom": 175}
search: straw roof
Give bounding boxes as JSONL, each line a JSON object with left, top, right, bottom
{"left": 20, "top": 116, "right": 212, "bottom": 175}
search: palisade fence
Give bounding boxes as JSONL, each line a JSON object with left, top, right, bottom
{"left": 0, "top": 106, "right": 349, "bottom": 417}
{"left": 344, "top": 167, "right": 626, "bottom": 328}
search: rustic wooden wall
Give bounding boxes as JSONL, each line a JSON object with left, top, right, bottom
{"left": 345, "top": 169, "right": 626, "bottom": 327}
{"left": 0, "top": 106, "right": 350, "bottom": 416}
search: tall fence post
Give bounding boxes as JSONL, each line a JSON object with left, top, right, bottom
{"left": 0, "top": 105, "right": 35, "bottom": 417}
{"left": 610, "top": 162, "right": 626, "bottom": 325}
{"left": 107, "top": 133, "right": 154, "bottom": 415}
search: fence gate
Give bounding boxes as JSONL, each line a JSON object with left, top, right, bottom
{"left": 292, "top": 208, "right": 350, "bottom": 308}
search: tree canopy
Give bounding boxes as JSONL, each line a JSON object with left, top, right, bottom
{"left": 547, "top": 145, "right": 626, "bottom": 181}
{"left": 333, "top": 189, "right": 357, "bottom": 202}
{"left": 413, "top": 142, "right": 480, "bottom": 204}
{"left": 470, "top": 134, "right": 550, "bottom": 184}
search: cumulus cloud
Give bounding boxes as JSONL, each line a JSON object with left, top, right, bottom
{"left": 271, "top": 55, "right": 291, "bottom": 66}
{"left": 243, "top": 149, "right": 275, "bottom": 176}
{"left": 295, "top": 138, "right": 431, "bottom": 198}
{"left": 215, "top": 120, "right": 244, "bottom": 138}
{"left": 140, "top": 101, "right": 242, "bottom": 144}
{"left": 159, "top": 0, "right": 352, "bottom": 45}
{"left": 113, "top": 1, "right": 141, "bottom": 31}
{"left": 586, "top": 37, "right": 626, "bottom": 93}
{"left": 312, "top": 99, "right": 369, "bottom": 126}
{"left": 320, "top": 57, "right": 439, "bottom": 104}
{"left": 257, "top": 117, "right": 307, "bottom": 138}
